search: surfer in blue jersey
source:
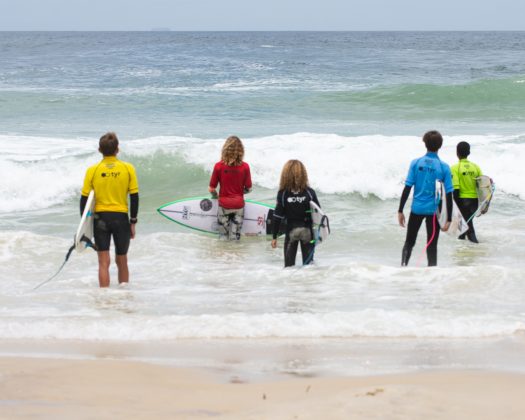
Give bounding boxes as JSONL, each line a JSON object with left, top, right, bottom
{"left": 398, "top": 131, "right": 453, "bottom": 266}
{"left": 271, "top": 160, "right": 320, "bottom": 267}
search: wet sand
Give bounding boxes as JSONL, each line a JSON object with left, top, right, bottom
{"left": 1, "top": 356, "right": 524, "bottom": 419}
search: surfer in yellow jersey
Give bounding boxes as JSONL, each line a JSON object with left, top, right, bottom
{"left": 451, "top": 141, "right": 483, "bottom": 243}
{"left": 80, "top": 132, "right": 139, "bottom": 287}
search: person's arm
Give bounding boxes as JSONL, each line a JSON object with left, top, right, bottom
{"left": 271, "top": 191, "right": 285, "bottom": 247}
{"left": 80, "top": 195, "right": 88, "bottom": 216}
{"left": 129, "top": 193, "right": 139, "bottom": 220}
{"left": 209, "top": 163, "right": 219, "bottom": 196}
{"left": 446, "top": 192, "right": 453, "bottom": 223}
{"left": 80, "top": 167, "right": 93, "bottom": 216}
{"left": 126, "top": 164, "right": 140, "bottom": 238}
{"left": 453, "top": 189, "right": 461, "bottom": 206}
{"left": 310, "top": 188, "right": 320, "bottom": 207}
{"left": 443, "top": 165, "right": 454, "bottom": 224}
{"left": 244, "top": 163, "right": 252, "bottom": 194}
{"left": 129, "top": 193, "right": 139, "bottom": 239}
{"left": 397, "top": 185, "right": 412, "bottom": 227}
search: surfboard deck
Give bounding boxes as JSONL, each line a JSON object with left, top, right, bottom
{"left": 310, "top": 201, "right": 330, "bottom": 243}
{"left": 157, "top": 196, "right": 275, "bottom": 236}
{"left": 436, "top": 182, "right": 469, "bottom": 237}
{"left": 75, "top": 190, "right": 95, "bottom": 252}
{"left": 476, "top": 175, "right": 494, "bottom": 216}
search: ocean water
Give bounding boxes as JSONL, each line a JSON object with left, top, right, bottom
{"left": 0, "top": 32, "right": 524, "bottom": 360}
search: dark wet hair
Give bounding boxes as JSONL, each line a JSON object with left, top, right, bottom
{"left": 423, "top": 130, "right": 443, "bottom": 152}
{"left": 99, "top": 132, "right": 119, "bottom": 156}
{"left": 457, "top": 141, "right": 470, "bottom": 158}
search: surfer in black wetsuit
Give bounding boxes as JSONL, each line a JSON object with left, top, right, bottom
{"left": 271, "top": 160, "right": 321, "bottom": 267}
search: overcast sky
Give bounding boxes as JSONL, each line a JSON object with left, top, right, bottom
{"left": 0, "top": 0, "right": 524, "bottom": 31}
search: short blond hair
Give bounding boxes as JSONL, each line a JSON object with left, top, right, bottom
{"left": 221, "top": 136, "right": 244, "bottom": 166}
{"left": 279, "top": 159, "right": 309, "bottom": 192}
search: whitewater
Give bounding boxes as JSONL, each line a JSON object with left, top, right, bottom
{"left": 0, "top": 32, "right": 524, "bottom": 369}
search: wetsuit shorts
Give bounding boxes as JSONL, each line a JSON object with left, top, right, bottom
{"left": 94, "top": 212, "right": 131, "bottom": 255}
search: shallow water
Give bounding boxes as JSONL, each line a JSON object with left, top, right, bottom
{"left": 0, "top": 32, "right": 524, "bottom": 350}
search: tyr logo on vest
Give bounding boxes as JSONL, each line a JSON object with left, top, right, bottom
{"left": 287, "top": 196, "right": 306, "bottom": 203}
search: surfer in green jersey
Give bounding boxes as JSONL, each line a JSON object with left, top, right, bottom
{"left": 451, "top": 141, "right": 483, "bottom": 243}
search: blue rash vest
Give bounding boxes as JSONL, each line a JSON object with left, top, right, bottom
{"left": 405, "top": 152, "right": 453, "bottom": 215}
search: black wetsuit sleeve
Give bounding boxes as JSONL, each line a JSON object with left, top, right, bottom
{"left": 80, "top": 195, "right": 88, "bottom": 216}
{"left": 310, "top": 188, "right": 320, "bottom": 207}
{"left": 453, "top": 189, "right": 460, "bottom": 206}
{"left": 398, "top": 185, "right": 412, "bottom": 213}
{"left": 272, "top": 190, "right": 285, "bottom": 239}
{"left": 446, "top": 192, "right": 453, "bottom": 222}
{"left": 130, "top": 193, "right": 139, "bottom": 219}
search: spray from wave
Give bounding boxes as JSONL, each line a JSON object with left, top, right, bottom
{"left": 1, "top": 132, "right": 524, "bottom": 214}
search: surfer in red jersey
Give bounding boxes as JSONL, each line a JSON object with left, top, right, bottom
{"left": 209, "top": 136, "right": 252, "bottom": 240}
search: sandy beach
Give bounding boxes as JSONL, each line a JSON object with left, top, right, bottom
{"left": 2, "top": 30, "right": 525, "bottom": 420}
{"left": 1, "top": 356, "right": 524, "bottom": 420}
{"left": 1, "top": 336, "right": 525, "bottom": 420}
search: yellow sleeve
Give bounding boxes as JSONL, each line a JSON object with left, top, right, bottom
{"left": 127, "top": 163, "right": 139, "bottom": 194}
{"left": 81, "top": 166, "right": 95, "bottom": 196}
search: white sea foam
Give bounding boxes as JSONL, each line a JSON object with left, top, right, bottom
{"left": 179, "top": 132, "right": 525, "bottom": 199}
{"left": 1, "top": 229, "right": 523, "bottom": 341}
{"left": 1, "top": 132, "right": 524, "bottom": 214}
{"left": 0, "top": 311, "right": 522, "bottom": 340}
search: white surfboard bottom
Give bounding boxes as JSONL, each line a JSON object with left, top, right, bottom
{"left": 75, "top": 190, "right": 95, "bottom": 252}
{"left": 476, "top": 175, "right": 494, "bottom": 216}
{"left": 310, "top": 201, "right": 330, "bottom": 243}
{"left": 158, "top": 197, "right": 273, "bottom": 236}
{"left": 436, "top": 183, "right": 469, "bottom": 237}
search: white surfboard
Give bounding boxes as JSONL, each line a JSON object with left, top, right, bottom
{"left": 75, "top": 190, "right": 96, "bottom": 252}
{"left": 475, "top": 175, "right": 494, "bottom": 216}
{"left": 436, "top": 182, "right": 469, "bottom": 236}
{"left": 310, "top": 201, "right": 330, "bottom": 243}
{"left": 157, "top": 196, "right": 275, "bottom": 236}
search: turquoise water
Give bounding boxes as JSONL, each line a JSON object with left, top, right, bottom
{"left": 1, "top": 31, "right": 525, "bottom": 137}
{"left": 0, "top": 32, "right": 524, "bottom": 352}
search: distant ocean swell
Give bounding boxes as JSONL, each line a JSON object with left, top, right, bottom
{"left": 1, "top": 76, "right": 525, "bottom": 122}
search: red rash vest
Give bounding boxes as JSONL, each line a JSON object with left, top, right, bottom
{"left": 209, "top": 161, "right": 252, "bottom": 209}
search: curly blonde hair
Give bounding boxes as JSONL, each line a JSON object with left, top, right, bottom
{"left": 221, "top": 136, "right": 244, "bottom": 166}
{"left": 279, "top": 159, "right": 309, "bottom": 192}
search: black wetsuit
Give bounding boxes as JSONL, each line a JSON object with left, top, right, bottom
{"left": 398, "top": 185, "right": 452, "bottom": 267}
{"left": 272, "top": 188, "right": 320, "bottom": 267}
{"left": 453, "top": 191, "right": 479, "bottom": 242}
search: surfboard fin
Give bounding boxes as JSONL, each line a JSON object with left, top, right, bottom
{"left": 80, "top": 235, "right": 98, "bottom": 251}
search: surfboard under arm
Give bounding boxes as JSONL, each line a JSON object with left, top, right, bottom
{"left": 436, "top": 182, "right": 469, "bottom": 236}
{"left": 75, "top": 190, "right": 96, "bottom": 252}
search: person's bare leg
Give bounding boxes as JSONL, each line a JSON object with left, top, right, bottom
{"left": 115, "top": 254, "right": 129, "bottom": 284}
{"left": 97, "top": 251, "right": 111, "bottom": 288}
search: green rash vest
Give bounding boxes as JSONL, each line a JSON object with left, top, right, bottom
{"left": 451, "top": 159, "right": 483, "bottom": 198}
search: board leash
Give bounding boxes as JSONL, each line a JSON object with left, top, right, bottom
{"left": 33, "top": 244, "right": 75, "bottom": 290}
{"left": 33, "top": 235, "right": 97, "bottom": 290}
